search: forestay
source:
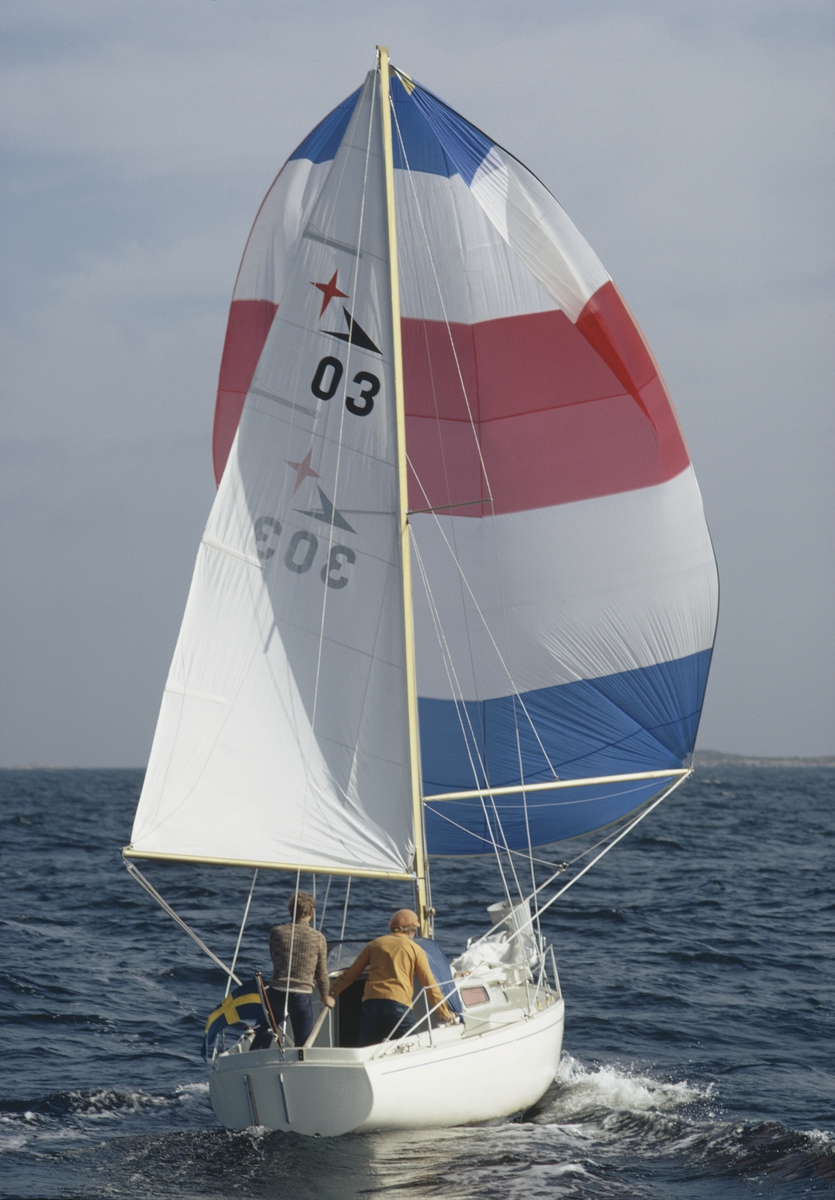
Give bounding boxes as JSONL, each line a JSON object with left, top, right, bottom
{"left": 163, "top": 62, "right": 719, "bottom": 862}
{"left": 130, "top": 72, "right": 416, "bottom": 877}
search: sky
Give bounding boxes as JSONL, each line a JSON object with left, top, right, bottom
{"left": 1, "top": 0, "right": 832, "bottom": 766}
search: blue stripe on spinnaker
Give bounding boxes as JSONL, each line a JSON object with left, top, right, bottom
{"left": 391, "top": 77, "right": 493, "bottom": 183}
{"left": 288, "top": 78, "right": 494, "bottom": 181}
{"left": 419, "top": 649, "right": 711, "bottom": 854}
{"left": 289, "top": 88, "right": 361, "bottom": 164}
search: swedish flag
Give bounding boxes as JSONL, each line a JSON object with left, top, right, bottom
{"left": 201, "top": 977, "right": 264, "bottom": 1060}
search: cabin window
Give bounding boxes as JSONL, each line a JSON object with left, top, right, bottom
{"left": 460, "top": 986, "right": 490, "bottom": 1007}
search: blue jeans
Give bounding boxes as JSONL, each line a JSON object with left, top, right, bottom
{"left": 251, "top": 988, "right": 314, "bottom": 1048}
{"left": 359, "top": 999, "right": 415, "bottom": 1046}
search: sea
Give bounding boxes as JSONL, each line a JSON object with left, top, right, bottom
{"left": 1, "top": 765, "right": 833, "bottom": 1199}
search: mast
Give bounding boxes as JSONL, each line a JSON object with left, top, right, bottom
{"left": 377, "top": 46, "right": 431, "bottom": 937}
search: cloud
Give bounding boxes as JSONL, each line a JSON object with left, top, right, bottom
{"left": 1, "top": 0, "right": 832, "bottom": 761}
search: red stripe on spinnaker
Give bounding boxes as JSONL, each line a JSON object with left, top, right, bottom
{"left": 403, "top": 285, "right": 689, "bottom": 515}
{"left": 210, "top": 287, "right": 689, "bottom": 513}
{"left": 212, "top": 299, "right": 278, "bottom": 484}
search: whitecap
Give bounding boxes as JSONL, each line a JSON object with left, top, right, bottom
{"left": 547, "top": 1053, "right": 711, "bottom": 1118}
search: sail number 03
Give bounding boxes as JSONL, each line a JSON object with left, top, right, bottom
{"left": 311, "top": 356, "right": 379, "bottom": 416}
{"left": 248, "top": 354, "right": 378, "bottom": 588}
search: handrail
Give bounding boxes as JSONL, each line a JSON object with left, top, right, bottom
{"left": 375, "top": 986, "right": 460, "bottom": 1052}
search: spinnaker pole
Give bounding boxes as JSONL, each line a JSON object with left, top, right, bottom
{"left": 377, "top": 45, "right": 431, "bottom": 936}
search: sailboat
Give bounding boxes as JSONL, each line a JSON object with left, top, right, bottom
{"left": 123, "top": 48, "right": 718, "bottom": 1136}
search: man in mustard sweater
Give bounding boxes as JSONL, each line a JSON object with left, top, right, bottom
{"left": 330, "top": 909, "right": 456, "bottom": 1046}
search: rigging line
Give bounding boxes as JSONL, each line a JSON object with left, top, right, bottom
{"left": 409, "top": 533, "right": 501, "bottom": 848}
{"left": 391, "top": 92, "right": 552, "bottom": 884}
{"left": 410, "top": 532, "right": 514, "bottom": 902}
{"left": 388, "top": 100, "right": 543, "bottom": 801}
{"left": 283, "top": 121, "right": 376, "bottom": 1014}
{"left": 390, "top": 104, "right": 533, "bottom": 908}
{"left": 383, "top": 72, "right": 432, "bottom": 927}
{"left": 319, "top": 875, "right": 333, "bottom": 932}
{"left": 288, "top": 70, "right": 380, "bottom": 973}
{"left": 410, "top": 528, "right": 519, "bottom": 903}
{"left": 406, "top": 455, "right": 560, "bottom": 783}
{"left": 340, "top": 878, "right": 352, "bottom": 942}
{"left": 412, "top": 530, "right": 508, "bottom": 878}
{"left": 412, "top": 561, "right": 508, "bottom": 902}
{"left": 256, "top": 107, "right": 355, "bottom": 584}
{"left": 408, "top": 497, "right": 492, "bottom": 515}
{"left": 141, "top": 89, "right": 373, "bottom": 842}
{"left": 425, "top": 788, "right": 670, "bottom": 868}
{"left": 386, "top": 111, "right": 455, "bottom": 480}
{"left": 388, "top": 102, "right": 492, "bottom": 513}
{"left": 286, "top": 91, "right": 379, "bottom": 1003}
{"left": 123, "top": 860, "right": 241, "bottom": 986}
{"left": 386, "top": 106, "right": 496, "bottom": 809}
{"left": 474, "top": 774, "right": 691, "bottom": 950}
{"left": 268, "top": 133, "right": 358, "bottom": 529}
{"left": 226, "top": 869, "right": 259, "bottom": 998}
{"left": 510, "top": 690, "right": 539, "bottom": 923}
{"left": 388, "top": 110, "right": 495, "bottom": 787}
{"left": 526, "top": 773, "right": 692, "bottom": 930}
{"left": 390, "top": 133, "right": 561, "bottom": 787}
{"left": 257, "top": 69, "right": 370, "bottom": 579}
{"left": 137, "top": 85, "right": 372, "bottom": 847}
{"left": 424, "top": 800, "right": 564, "bottom": 862}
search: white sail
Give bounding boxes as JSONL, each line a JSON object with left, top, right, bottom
{"left": 130, "top": 72, "right": 415, "bottom": 877}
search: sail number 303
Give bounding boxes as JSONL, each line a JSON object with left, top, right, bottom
{"left": 254, "top": 517, "right": 355, "bottom": 589}
{"left": 311, "top": 356, "right": 378, "bottom": 416}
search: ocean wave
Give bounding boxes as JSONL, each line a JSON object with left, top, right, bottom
{"left": 541, "top": 1053, "right": 712, "bottom": 1119}
{"left": 0, "top": 1081, "right": 214, "bottom": 1155}
{"left": 2, "top": 767, "right": 833, "bottom": 1199}
{"left": 519, "top": 1057, "right": 835, "bottom": 1191}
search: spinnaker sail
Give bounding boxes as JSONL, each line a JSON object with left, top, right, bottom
{"left": 131, "top": 61, "right": 717, "bottom": 871}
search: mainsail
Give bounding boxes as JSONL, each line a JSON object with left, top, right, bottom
{"left": 132, "top": 60, "right": 718, "bottom": 872}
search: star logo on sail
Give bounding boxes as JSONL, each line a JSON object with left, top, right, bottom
{"left": 311, "top": 271, "right": 381, "bottom": 355}
{"left": 286, "top": 449, "right": 320, "bottom": 494}
{"left": 311, "top": 271, "right": 349, "bottom": 316}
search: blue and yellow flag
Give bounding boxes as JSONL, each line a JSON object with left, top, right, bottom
{"left": 201, "top": 977, "right": 264, "bottom": 1060}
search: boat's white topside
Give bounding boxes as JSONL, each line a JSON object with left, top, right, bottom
{"left": 209, "top": 956, "right": 565, "bottom": 1136}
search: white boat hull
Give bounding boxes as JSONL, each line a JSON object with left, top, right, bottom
{"left": 210, "top": 997, "right": 564, "bottom": 1136}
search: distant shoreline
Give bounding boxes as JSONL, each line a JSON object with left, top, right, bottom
{"left": 693, "top": 750, "right": 835, "bottom": 769}
{"left": 3, "top": 754, "right": 834, "bottom": 771}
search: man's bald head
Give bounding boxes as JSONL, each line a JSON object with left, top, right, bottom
{"left": 389, "top": 909, "right": 420, "bottom": 935}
